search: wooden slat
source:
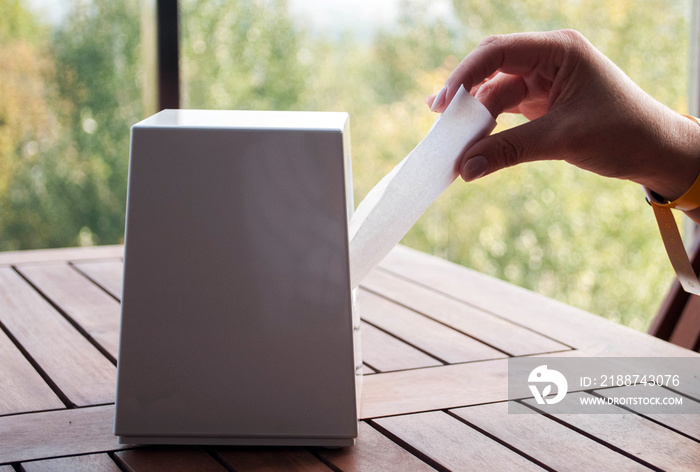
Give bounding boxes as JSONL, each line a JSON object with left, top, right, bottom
{"left": 0, "top": 466, "right": 14, "bottom": 472}
{"left": 73, "top": 260, "right": 124, "bottom": 300}
{"left": 0, "top": 245, "right": 123, "bottom": 266}
{"left": 316, "top": 421, "right": 436, "bottom": 471}
{"left": 451, "top": 401, "right": 646, "bottom": 471}
{"left": 595, "top": 385, "right": 700, "bottom": 440}
{"left": 115, "top": 449, "right": 227, "bottom": 472}
{"left": 360, "top": 321, "right": 441, "bottom": 372}
{"left": 216, "top": 448, "right": 331, "bottom": 471}
{"left": 381, "top": 245, "right": 696, "bottom": 357}
{"left": 374, "top": 411, "right": 543, "bottom": 471}
{"left": 0, "top": 268, "right": 116, "bottom": 406}
{"left": 17, "top": 263, "right": 121, "bottom": 360}
{"left": 0, "top": 325, "right": 64, "bottom": 415}
{"left": 0, "top": 405, "right": 129, "bottom": 464}
{"left": 363, "top": 269, "right": 569, "bottom": 356}
{"left": 525, "top": 392, "right": 700, "bottom": 470}
{"left": 360, "top": 351, "right": 587, "bottom": 419}
{"left": 360, "top": 359, "right": 509, "bottom": 419}
{"left": 21, "top": 453, "right": 122, "bottom": 472}
{"left": 359, "top": 289, "right": 505, "bottom": 364}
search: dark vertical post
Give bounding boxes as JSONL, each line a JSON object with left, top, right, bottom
{"left": 141, "top": 0, "right": 179, "bottom": 114}
{"left": 157, "top": 0, "right": 180, "bottom": 110}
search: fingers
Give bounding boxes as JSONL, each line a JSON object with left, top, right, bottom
{"left": 426, "top": 85, "right": 449, "bottom": 110}
{"left": 424, "top": 30, "right": 593, "bottom": 182}
{"left": 459, "top": 114, "right": 562, "bottom": 182}
{"left": 430, "top": 30, "right": 587, "bottom": 113}
{"left": 473, "top": 73, "right": 529, "bottom": 118}
{"left": 428, "top": 72, "right": 528, "bottom": 117}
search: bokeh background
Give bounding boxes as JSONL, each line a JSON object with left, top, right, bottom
{"left": 1, "top": 0, "right": 695, "bottom": 330}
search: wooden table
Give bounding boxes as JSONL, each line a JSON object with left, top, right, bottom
{"left": 1, "top": 244, "right": 699, "bottom": 471}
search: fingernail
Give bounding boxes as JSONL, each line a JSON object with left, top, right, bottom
{"left": 461, "top": 155, "right": 489, "bottom": 181}
{"left": 430, "top": 86, "right": 447, "bottom": 112}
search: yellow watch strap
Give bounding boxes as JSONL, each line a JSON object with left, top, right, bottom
{"left": 650, "top": 171, "right": 700, "bottom": 211}
{"left": 646, "top": 114, "right": 700, "bottom": 296}
{"left": 649, "top": 203, "right": 700, "bottom": 295}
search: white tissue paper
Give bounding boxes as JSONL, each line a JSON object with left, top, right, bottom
{"left": 349, "top": 85, "right": 496, "bottom": 288}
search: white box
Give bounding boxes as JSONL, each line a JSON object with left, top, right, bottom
{"left": 114, "top": 109, "right": 360, "bottom": 446}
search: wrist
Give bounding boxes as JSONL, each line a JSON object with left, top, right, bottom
{"left": 638, "top": 113, "right": 700, "bottom": 202}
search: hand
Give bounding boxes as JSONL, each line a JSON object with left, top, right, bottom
{"left": 427, "top": 30, "right": 700, "bottom": 203}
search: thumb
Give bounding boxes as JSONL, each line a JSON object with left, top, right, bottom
{"left": 460, "top": 116, "right": 560, "bottom": 182}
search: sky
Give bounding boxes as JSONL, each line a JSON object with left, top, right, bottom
{"left": 288, "top": 0, "right": 400, "bottom": 39}
{"left": 25, "top": 0, "right": 69, "bottom": 25}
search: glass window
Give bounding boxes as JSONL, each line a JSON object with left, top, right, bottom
{"left": 182, "top": 0, "right": 692, "bottom": 330}
{"left": 5, "top": 0, "right": 693, "bottom": 331}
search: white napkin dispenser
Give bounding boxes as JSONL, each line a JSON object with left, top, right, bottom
{"left": 114, "top": 110, "right": 360, "bottom": 446}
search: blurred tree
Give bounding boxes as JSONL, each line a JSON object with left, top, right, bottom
{"left": 0, "top": 0, "right": 45, "bottom": 42}
{"left": 1, "top": 0, "right": 142, "bottom": 249}
{"left": 181, "top": 0, "right": 307, "bottom": 110}
{"left": 47, "top": 0, "right": 142, "bottom": 246}
{"left": 0, "top": 0, "right": 55, "bottom": 249}
{"left": 451, "top": 0, "right": 689, "bottom": 109}
{"left": 370, "top": 0, "right": 456, "bottom": 103}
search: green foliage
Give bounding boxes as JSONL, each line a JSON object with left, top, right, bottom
{"left": 0, "top": 0, "right": 47, "bottom": 44}
{"left": 0, "top": 0, "right": 693, "bottom": 330}
{"left": 0, "top": 0, "right": 55, "bottom": 249}
{"left": 0, "top": 0, "right": 142, "bottom": 249}
{"left": 180, "top": 0, "right": 307, "bottom": 110}
{"left": 452, "top": 0, "right": 690, "bottom": 111}
{"left": 370, "top": 0, "right": 455, "bottom": 103}
{"left": 48, "top": 0, "right": 142, "bottom": 245}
